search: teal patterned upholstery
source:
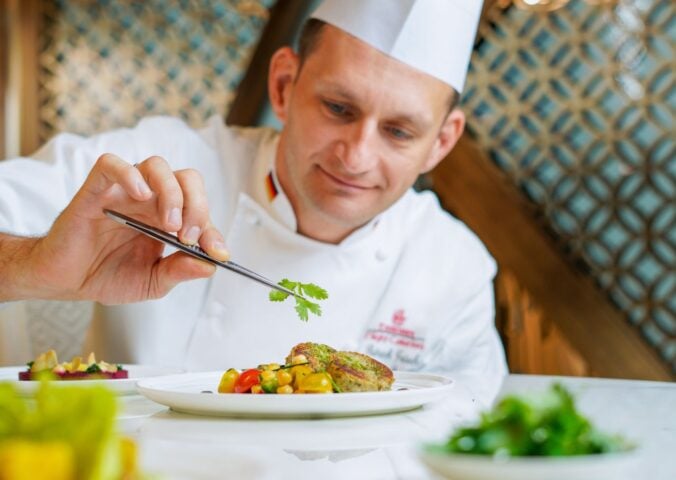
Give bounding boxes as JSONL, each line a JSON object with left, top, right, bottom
{"left": 464, "top": 0, "right": 674, "bottom": 368}
{"left": 27, "top": 0, "right": 275, "bottom": 359}
{"left": 38, "top": 0, "right": 276, "bottom": 142}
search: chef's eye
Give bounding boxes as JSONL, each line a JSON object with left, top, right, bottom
{"left": 386, "top": 126, "right": 413, "bottom": 140}
{"left": 323, "top": 101, "right": 349, "bottom": 117}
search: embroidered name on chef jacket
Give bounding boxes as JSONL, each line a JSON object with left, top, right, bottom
{"left": 363, "top": 309, "right": 426, "bottom": 369}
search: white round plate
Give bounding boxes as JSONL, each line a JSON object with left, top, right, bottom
{"left": 137, "top": 371, "right": 454, "bottom": 418}
{"left": 0, "top": 365, "right": 184, "bottom": 395}
{"left": 418, "top": 447, "right": 641, "bottom": 480}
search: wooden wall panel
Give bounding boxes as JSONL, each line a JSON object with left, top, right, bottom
{"left": 428, "top": 133, "right": 673, "bottom": 380}
{"left": 0, "top": 0, "right": 7, "bottom": 159}
{"left": 0, "top": 0, "right": 41, "bottom": 158}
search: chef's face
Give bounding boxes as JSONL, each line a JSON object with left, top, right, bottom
{"left": 269, "top": 25, "right": 465, "bottom": 243}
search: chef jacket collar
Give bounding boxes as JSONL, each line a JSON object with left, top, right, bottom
{"left": 249, "top": 130, "right": 381, "bottom": 246}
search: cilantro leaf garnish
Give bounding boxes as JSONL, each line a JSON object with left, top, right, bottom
{"left": 300, "top": 283, "right": 328, "bottom": 300}
{"left": 294, "top": 302, "right": 309, "bottom": 322}
{"left": 269, "top": 278, "right": 328, "bottom": 321}
{"left": 268, "top": 290, "right": 289, "bottom": 302}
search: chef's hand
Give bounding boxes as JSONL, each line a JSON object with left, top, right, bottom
{"left": 5, "top": 154, "right": 228, "bottom": 304}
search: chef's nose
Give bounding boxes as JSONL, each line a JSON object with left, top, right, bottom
{"left": 337, "top": 120, "right": 379, "bottom": 174}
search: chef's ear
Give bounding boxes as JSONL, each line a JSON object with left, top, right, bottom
{"left": 420, "top": 108, "right": 465, "bottom": 173}
{"left": 268, "top": 47, "right": 299, "bottom": 124}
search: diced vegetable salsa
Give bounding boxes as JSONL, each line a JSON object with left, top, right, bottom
{"left": 217, "top": 355, "right": 336, "bottom": 394}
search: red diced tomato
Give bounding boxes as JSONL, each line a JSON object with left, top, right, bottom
{"left": 234, "top": 368, "right": 261, "bottom": 393}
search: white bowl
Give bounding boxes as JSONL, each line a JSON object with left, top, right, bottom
{"left": 418, "top": 447, "right": 641, "bottom": 480}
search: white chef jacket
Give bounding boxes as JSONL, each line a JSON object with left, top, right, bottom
{"left": 0, "top": 116, "right": 507, "bottom": 402}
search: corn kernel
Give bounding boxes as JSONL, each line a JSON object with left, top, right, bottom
{"left": 276, "top": 385, "right": 293, "bottom": 394}
{"left": 276, "top": 369, "right": 293, "bottom": 386}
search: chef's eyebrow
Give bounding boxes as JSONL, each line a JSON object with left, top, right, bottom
{"left": 317, "top": 84, "right": 358, "bottom": 103}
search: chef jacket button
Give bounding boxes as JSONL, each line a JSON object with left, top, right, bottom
{"left": 375, "top": 249, "right": 387, "bottom": 261}
{"left": 244, "top": 212, "right": 259, "bottom": 226}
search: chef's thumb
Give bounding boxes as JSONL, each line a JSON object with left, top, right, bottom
{"left": 151, "top": 252, "right": 217, "bottom": 297}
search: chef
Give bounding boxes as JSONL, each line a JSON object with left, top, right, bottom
{"left": 0, "top": 0, "right": 506, "bottom": 402}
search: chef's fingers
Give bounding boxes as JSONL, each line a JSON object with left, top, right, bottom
{"left": 78, "top": 154, "right": 151, "bottom": 209}
{"left": 135, "top": 156, "right": 184, "bottom": 231}
{"left": 150, "top": 251, "right": 217, "bottom": 298}
{"left": 174, "top": 168, "right": 210, "bottom": 246}
{"left": 199, "top": 221, "right": 229, "bottom": 261}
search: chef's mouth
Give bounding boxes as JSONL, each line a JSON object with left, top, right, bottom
{"left": 318, "top": 166, "right": 372, "bottom": 191}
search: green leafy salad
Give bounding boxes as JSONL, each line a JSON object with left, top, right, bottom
{"left": 430, "top": 383, "right": 632, "bottom": 457}
{"left": 269, "top": 279, "right": 329, "bottom": 321}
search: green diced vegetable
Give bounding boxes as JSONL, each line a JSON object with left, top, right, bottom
{"left": 261, "top": 378, "right": 279, "bottom": 394}
{"left": 86, "top": 363, "right": 102, "bottom": 374}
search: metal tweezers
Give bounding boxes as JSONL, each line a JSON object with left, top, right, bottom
{"left": 103, "top": 209, "right": 301, "bottom": 299}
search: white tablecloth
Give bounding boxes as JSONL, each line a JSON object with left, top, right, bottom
{"left": 119, "top": 374, "right": 676, "bottom": 480}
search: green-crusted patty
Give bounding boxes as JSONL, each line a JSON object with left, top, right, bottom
{"left": 285, "top": 342, "right": 336, "bottom": 371}
{"left": 327, "top": 351, "right": 394, "bottom": 392}
{"left": 286, "top": 342, "right": 394, "bottom": 393}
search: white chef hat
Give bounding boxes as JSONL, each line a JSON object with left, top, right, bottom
{"left": 310, "top": 0, "right": 483, "bottom": 93}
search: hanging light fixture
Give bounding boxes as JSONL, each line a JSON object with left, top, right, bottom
{"left": 498, "top": 0, "right": 616, "bottom": 12}
{"left": 513, "top": 0, "right": 570, "bottom": 11}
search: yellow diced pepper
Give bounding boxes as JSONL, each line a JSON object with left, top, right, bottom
{"left": 291, "top": 365, "right": 313, "bottom": 390}
{"left": 0, "top": 440, "right": 74, "bottom": 480}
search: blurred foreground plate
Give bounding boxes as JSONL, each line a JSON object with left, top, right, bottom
{"left": 0, "top": 365, "right": 183, "bottom": 396}
{"left": 137, "top": 371, "right": 454, "bottom": 418}
{"left": 418, "top": 446, "right": 641, "bottom": 480}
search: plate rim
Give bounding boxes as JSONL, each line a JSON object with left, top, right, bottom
{"left": 417, "top": 445, "right": 641, "bottom": 465}
{"left": 135, "top": 370, "right": 455, "bottom": 418}
{"left": 0, "top": 364, "right": 185, "bottom": 395}
{"left": 416, "top": 446, "right": 642, "bottom": 480}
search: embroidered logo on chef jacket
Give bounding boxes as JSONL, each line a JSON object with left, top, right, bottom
{"left": 363, "top": 309, "right": 426, "bottom": 369}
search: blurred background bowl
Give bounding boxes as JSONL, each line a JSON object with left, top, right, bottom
{"left": 418, "top": 446, "right": 641, "bottom": 480}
